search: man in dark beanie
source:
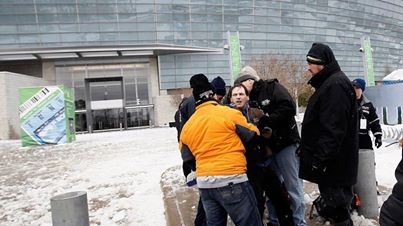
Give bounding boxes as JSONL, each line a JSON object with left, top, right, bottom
{"left": 180, "top": 73, "right": 263, "bottom": 226}
{"left": 210, "top": 76, "right": 226, "bottom": 103}
{"left": 190, "top": 73, "right": 214, "bottom": 104}
{"left": 299, "top": 43, "right": 358, "bottom": 226}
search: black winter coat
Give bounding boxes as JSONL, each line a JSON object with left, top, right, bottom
{"left": 299, "top": 61, "right": 359, "bottom": 186}
{"left": 357, "top": 95, "right": 382, "bottom": 150}
{"left": 174, "top": 95, "right": 196, "bottom": 139}
{"left": 380, "top": 151, "right": 403, "bottom": 225}
{"left": 249, "top": 79, "right": 300, "bottom": 153}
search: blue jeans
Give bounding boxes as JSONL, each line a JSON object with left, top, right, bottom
{"left": 199, "top": 181, "right": 263, "bottom": 226}
{"left": 267, "top": 143, "right": 306, "bottom": 226}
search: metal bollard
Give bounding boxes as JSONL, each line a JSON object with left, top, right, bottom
{"left": 51, "top": 191, "right": 90, "bottom": 226}
{"left": 355, "top": 149, "right": 379, "bottom": 218}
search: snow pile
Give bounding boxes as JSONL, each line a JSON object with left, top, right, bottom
{"left": 383, "top": 69, "right": 403, "bottom": 84}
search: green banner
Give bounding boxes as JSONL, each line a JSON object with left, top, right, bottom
{"left": 19, "top": 85, "right": 76, "bottom": 147}
{"left": 230, "top": 33, "right": 241, "bottom": 82}
{"left": 362, "top": 37, "right": 375, "bottom": 86}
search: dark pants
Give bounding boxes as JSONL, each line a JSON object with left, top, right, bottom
{"left": 247, "top": 165, "right": 294, "bottom": 226}
{"left": 195, "top": 197, "right": 207, "bottom": 226}
{"left": 318, "top": 184, "right": 354, "bottom": 225}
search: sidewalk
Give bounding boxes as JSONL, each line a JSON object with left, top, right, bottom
{"left": 161, "top": 165, "right": 384, "bottom": 226}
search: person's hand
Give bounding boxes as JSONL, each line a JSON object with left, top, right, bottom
{"left": 375, "top": 135, "right": 382, "bottom": 148}
{"left": 248, "top": 107, "right": 264, "bottom": 123}
{"left": 261, "top": 127, "right": 272, "bottom": 139}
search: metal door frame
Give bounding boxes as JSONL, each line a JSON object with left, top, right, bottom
{"left": 84, "top": 77, "right": 127, "bottom": 133}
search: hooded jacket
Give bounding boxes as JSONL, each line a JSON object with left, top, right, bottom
{"left": 299, "top": 60, "right": 359, "bottom": 186}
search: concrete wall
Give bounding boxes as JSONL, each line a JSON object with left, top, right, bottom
{"left": 151, "top": 56, "right": 177, "bottom": 127}
{"left": 153, "top": 91, "right": 176, "bottom": 127}
{"left": 0, "top": 71, "right": 54, "bottom": 140}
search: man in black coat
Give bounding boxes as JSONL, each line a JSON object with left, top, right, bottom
{"left": 299, "top": 43, "right": 358, "bottom": 226}
{"left": 351, "top": 78, "right": 382, "bottom": 150}
{"left": 379, "top": 139, "right": 403, "bottom": 226}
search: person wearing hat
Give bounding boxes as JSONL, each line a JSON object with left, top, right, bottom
{"left": 299, "top": 43, "right": 358, "bottom": 226}
{"left": 179, "top": 73, "right": 263, "bottom": 226}
{"left": 234, "top": 66, "right": 305, "bottom": 226}
{"left": 211, "top": 76, "right": 227, "bottom": 103}
{"left": 352, "top": 78, "right": 382, "bottom": 150}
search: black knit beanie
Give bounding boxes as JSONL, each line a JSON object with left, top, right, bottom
{"left": 189, "top": 73, "right": 213, "bottom": 103}
{"left": 211, "top": 76, "right": 226, "bottom": 96}
{"left": 306, "top": 43, "right": 336, "bottom": 65}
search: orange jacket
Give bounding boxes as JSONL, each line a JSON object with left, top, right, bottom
{"left": 180, "top": 101, "right": 259, "bottom": 177}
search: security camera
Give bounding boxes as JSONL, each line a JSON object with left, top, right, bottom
{"left": 359, "top": 48, "right": 364, "bottom": 52}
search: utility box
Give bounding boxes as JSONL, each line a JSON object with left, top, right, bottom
{"left": 18, "top": 85, "right": 76, "bottom": 147}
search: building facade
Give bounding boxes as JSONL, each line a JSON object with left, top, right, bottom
{"left": 1, "top": 0, "right": 402, "bottom": 135}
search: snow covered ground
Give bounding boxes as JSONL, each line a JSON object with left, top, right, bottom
{"left": 0, "top": 126, "right": 402, "bottom": 226}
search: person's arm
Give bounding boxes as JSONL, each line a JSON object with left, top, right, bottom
{"left": 367, "top": 102, "right": 383, "bottom": 147}
{"left": 259, "top": 83, "right": 296, "bottom": 130}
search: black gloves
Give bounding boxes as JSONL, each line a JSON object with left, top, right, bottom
{"left": 375, "top": 135, "right": 382, "bottom": 148}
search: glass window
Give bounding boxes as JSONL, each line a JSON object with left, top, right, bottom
{"left": 206, "top": 5, "right": 222, "bottom": 14}
{"left": 191, "top": 14, "right": 207, "bottom": 22}
{"left": 96, "top": 4, "right": 117, "bottom": 13}
{"left": 173, "top": 22, "right": 190, "bottom": 31}
{"left": 137, "top": 23, "right": 155, "bottom": 31}
{"left": 173, "top": 14, "right": 190, "bottom": 22}
{"left": 156, "top": 23, "right": 173, "bottom": 31}
{"left": 59, "top": 24, "right": 79, "bottom": 32}
{"left": 99, "top": 32, "right": 118, "bottom": 41}
{"left": 16, "top": 15, "right": 37, "bottom": 24}
{"left": 136, "top": 4, "right": 154, "bottom": 13}
{"left": 156, "top": 4, "right": 172, "bottom": 13}
{"left": 77, "top": 4, "right": 97, "bottom": 13}
{"left": 18, "top": 34, "right": 39, "bottom": 43}
{"left": 119, "top": 14, "right": 137, "bottom": 22}
{"left": 157, "top": 31, "right": 174, "bottom": 40}
{"left": 190, "top": 5, "right": 206, "bottom": 13}
{"left": 157, "top": 13, "right": 172, "bottom": 22}
{"left": 117, "top": 4, "right": 136, "bottom": 13}
{"left": 138, "top": 32, "right": 156, "bottom": 41}
{"left": 206, "top": 15, "right": 221, "bottom": 23}
{"left": 17, "top": 25, "right": 38, "bottom": 33}
{"left": 80, "top": 23, "right": 100, "bottom": 32}
{"left": 40, "top": 33, "right": 61, "bottom": 42}
{"left": 136, "top": 13, "right": 155, "bottom": 22}
{"left": 172, "top": 4, "right": 189, "bottom": 13}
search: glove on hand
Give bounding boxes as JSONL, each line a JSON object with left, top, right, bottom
{"left": 248, "top": 107, "right": 264, "bottom": 124}
{"left": 375, "top": 135, "right": 382, "bottom": 148}
{"left": 186, "top": 171, "right": 197, "bottom": 187}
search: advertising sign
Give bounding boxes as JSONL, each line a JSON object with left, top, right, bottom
{"left": 19, "top": 85, "right": 76, "bottom": 147}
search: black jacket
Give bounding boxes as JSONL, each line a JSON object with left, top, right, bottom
{"left": 174, "top": 96, "right": 195, "bottom": 141}
{"left": 249, "top": 79, "right": 300, "bottom": 153}
{"left": 299, "top": 61, "right": 359, "bottom": 186}
{"left": 380, "top": 151, "right": 403, "bottom": 225}
{"left": 357, "top": 95, "right": 382, "bottom": 149}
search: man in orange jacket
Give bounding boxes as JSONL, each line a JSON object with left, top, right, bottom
{"left": 180, "top": 73, "right": 262, "bottom": 226}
